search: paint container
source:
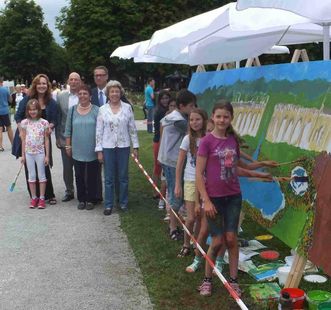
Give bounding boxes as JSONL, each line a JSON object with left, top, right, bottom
{"left": 307, "top": 291, "right": 331, "bottom": 310}
{"left": 318, "top": 302, "right": 331, "bottom": 310}
{"left": 277, "top": 266, "right": 291, "bottom": 286}
{"left": 279, "top": 288, "right": 305, "bottom": 309}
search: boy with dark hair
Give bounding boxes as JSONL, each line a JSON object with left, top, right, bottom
{"left": 158, "top": 89, "right": 196, "bottom": 240}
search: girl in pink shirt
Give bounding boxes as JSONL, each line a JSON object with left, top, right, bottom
{"left": 21, "top": 99, "right": 50, "bottom": 209}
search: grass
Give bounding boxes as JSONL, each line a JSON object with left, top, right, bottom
{"left": 121, "top": 131, "right": 330, "bottom": 310}
{"left": 133, "top": 104, "right": 146, "bottom": 120}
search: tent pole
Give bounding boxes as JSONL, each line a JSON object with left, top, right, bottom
{"left": 323, "top": 24, "right": 330, "bottom": 61}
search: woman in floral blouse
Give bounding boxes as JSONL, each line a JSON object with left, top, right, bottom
{"left": 95, "top": 80, "right": 139, "bottom": 215}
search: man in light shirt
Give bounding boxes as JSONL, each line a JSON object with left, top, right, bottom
{"left": 56, "top": 72, "right": 81, "bottom": 202}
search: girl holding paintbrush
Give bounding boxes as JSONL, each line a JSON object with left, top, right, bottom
{"left": 20, "top": 99, "right": 50, "bottom": 209}
{"left": 196, "top": 100, "right": 278, "bottom": 297}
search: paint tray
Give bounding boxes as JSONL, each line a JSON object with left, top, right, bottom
{"left": 249, "top": 282, "right": 282, "bottom": 303}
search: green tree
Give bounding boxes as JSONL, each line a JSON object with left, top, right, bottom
{"left": 0, "top": 0, "right": 67, "bottom": 82}
{"left": 57, "top": 0, "right": 231, "bottom": 86}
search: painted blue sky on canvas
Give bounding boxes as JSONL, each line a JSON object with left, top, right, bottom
{"left": 189, "top": 60, "right": 331, "bottom": 94}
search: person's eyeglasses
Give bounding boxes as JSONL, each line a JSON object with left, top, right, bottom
{"left": 94, "top": 74, "right": 107, "bottom": 78}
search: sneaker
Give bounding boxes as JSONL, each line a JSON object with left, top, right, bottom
{"left": 86, "top": 202, "right": 94, "bottom": 210}
{"left": 229, "top": 281, "right": 242, "bottom": 297}
{"left": 158, "top": 199, "right": 165, "bottom": 210}
{"left": 103, "top": 208, "right": 112, "bottom": 216}
{"left": 212, "top": 259, "right": 224, "bottom": 275}
{"left": 77, "top": 202, "right": 86, "bottom": 210}
{"left": 186, "top": 257, "right": 202, "bottom": 273}
{"left": 163, "top": 214, "right": 170, "bottom": 221}
{"left": 30, "top": 198, "right": 38, "bottom": 209}
{"left": 120, "top": 206, "right": 128, "bottom": 212}
{"left": 37, "top": 198, "right": 46, "bottom": 209}
{"left": 198, "top": 280, "right": 212, "bottom": 297}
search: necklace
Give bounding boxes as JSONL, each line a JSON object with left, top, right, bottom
{"left": 78, "top": 103, "right": 92, "bottom": 110}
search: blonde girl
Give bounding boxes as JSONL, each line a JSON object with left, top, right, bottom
{"left": 175, "top": 108, "right": 208, "bottom": 257}
{"left": 21, "top": 99, "right": 50, "bottom": 209}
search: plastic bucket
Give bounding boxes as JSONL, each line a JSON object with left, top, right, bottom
{"left": 307, "top": 291, "right": 331, "bottom": 310}
{"left": 280, "top": 288, "right": 305, "bottom": 309}
{"left": 318, "top": 302, "right": 331, "bottom": 309}
{"left": 277, "top": 266, "right": 291, "bottom": 286}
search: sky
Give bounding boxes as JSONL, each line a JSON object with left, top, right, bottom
{"left": 0, "top": 0, "right": 68, "bottom": 44}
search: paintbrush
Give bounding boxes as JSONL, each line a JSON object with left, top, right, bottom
{"left": 248, "top": 176, "right": 309, "bottom": 183}
{"left": 278, "top": 158, "right": 306, "bottom": 166}
{"left": 9, "top": 164, "right": 24, "bottom": 192}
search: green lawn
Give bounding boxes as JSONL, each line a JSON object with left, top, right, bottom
{"left": 133, "top": 104, "right": 146, "bottom": 120}
{"left": 121, "top": 131, "right": 330, "bottom": 310}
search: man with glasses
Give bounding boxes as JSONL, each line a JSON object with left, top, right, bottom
{"left": 91, "top": 66, "right": 108, "bottom": 107}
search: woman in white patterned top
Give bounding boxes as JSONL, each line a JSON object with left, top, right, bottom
{"left": 95, "top": 80, "right": 139, "bottom": 215}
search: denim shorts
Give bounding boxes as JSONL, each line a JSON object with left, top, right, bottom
{"left": 162, "top": 164, "right": 183, "bottom": 211}
{"left": 207, "top": 194, "right": 242, "bottom": 236}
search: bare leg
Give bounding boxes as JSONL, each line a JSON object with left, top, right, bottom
{"left": 0, "top": 126, "right": 3, "bottom": 148}
{"left": 169, "top": 210, "right": 180, "bottom": 232}
{"left": 225, "top": 232, "right": 239, "bottom": 279}
{"left": 6, "top": 126, "right": 13, "bottom": 145}
{"left": 29, "top": 182, "right": 37, "bottom": 198}
{"left": 39, "top": 181, "right": 46, "bottom": 198}
{"left": 205, "top": 235, "right": 223, "bottom": 278}
{"left": 182, "top": 201, "right": 195, "bottom": 247}
{"left": 194, "top": 209, "right": 209, "bottom": 256}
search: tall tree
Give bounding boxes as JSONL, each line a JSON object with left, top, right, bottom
{"left": 0, "top": 0, "right": 67, "bottom": 82}
{"left": 57, "top": 0, "right": 230, "bottom": 85}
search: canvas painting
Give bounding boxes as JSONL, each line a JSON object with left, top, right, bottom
{"left": 189, "top": 61, "right": 331, "bottom": 268}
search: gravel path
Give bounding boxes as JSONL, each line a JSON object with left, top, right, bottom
{"left": 0, "top": 128, "right": 153, "bottom": 310}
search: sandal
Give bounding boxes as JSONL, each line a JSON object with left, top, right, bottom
{"left": 48, "top": 197, "right": 57, "bottom": 205}
{"left": 0, "top": 146, "right": 4, "bottom": 151}
{"left": 177, "top": 246, "right": 191, "bottom": 258}
{"left": 170, "top": 229, "right": 181, "bottom": 241}
{"left": 229, "top": 279, "right": 242, "bottom": 297}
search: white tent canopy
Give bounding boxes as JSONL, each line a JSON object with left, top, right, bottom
{"left": 236, "top": 0, "right": 331, "bottom": 23}
{"left": 145, "top": 3, "right": 302, "bottom": 65}
{"left": 236, "top": 0, "right": 331, "bottom": 60}
{"left": 110, "top": 38, "right": 289, "bottom": 66}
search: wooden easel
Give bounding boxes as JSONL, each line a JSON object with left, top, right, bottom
{"left": 245, "top": 56, "right": 261, "bottom": 67}
{"left": 196, "top": 65, "right": 206, "bottom": 72}
{"left": 216, "top": 62, "right": 235, "bottom": 71}
{"left": 291, "top": 49, "right": 309, "bottom": 63}
{"left": 284, "top": 48, "right": 310, "bottom": 289}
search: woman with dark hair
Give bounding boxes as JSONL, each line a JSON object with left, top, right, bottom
{"left": 64, "top": 84, "right": 99, "bottom": 210}
{"left": 15, "top": 74, "right": 58, "bottom": 204}
{"left": 152, "top": 90, "right": 171, "bottom": 204}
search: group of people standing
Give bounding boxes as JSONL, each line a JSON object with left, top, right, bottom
{"left": 11, "top": 66, "right": 139, "bottom": 215}
{"left": 150, "top": 84, "right": 278, "bottom": 298}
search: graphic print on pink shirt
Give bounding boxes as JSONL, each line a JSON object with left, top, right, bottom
{"left": 216, "top": 147, "right": 237, "bottom": 181}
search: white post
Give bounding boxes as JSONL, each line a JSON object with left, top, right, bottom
{"left": 323, "top": 24, "right": 330, "bottom": 61}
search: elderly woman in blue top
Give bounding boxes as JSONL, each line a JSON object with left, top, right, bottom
{"left": 95, "top": 80, "right": 139, "bottom": 216}
{"left": 64, "top": 84, "right": 99, "bottom": 210}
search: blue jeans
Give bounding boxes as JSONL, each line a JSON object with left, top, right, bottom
{"left": 207, "top": 194, "right": 242, "bottom": 236}
{"left": 147, "top": 106, "right": 154, "bottom": 133}
{"left": 162, "top": 164, "right": 183, "bottom": 212}
{"left": 103, "top": 147, "right": 130, "bottom": 210}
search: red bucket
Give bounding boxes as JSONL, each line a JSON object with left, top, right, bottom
{"left": 281, "top": 288, "right": 305, "bottom": 309}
